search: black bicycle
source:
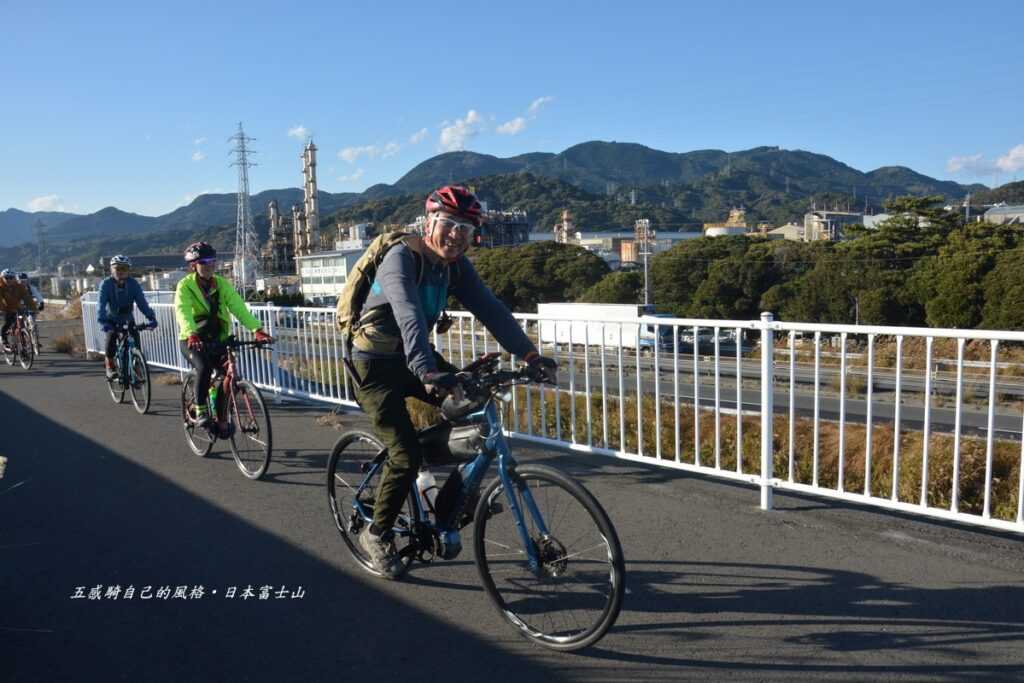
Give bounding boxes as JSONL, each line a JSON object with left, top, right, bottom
{"left": 181, "top": 335, "right": 274, "bottom": 480}
{"left": 327, "top": 353, "right": 625, "bottom": 650}
{"left": 106, "top": 320, "right": 156, "bottom": 414}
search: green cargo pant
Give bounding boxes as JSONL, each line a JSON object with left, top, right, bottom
{"left": 353, "top": 353, "right": 457, "bottom": 533}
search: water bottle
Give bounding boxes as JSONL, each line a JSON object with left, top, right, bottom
{"left": 208, "top": 371, "right": 221, "bottom": 410}
{"left": 416, "top": 469, "right": 439, "bottom": 513}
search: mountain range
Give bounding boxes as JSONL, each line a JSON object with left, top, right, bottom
{"left": 1, "top": 141, "right": 991, "bottom": 254}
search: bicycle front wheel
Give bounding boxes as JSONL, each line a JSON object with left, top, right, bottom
{"left": 17, "top": 330, "right": 34, "bottom": 370}
{"left": 227, "top": 379, "right": 272, "bottom": 480}
{"left": 129, "top": 349, "right": 151, "bottom": 414}
{"left": 107, "top": 358, "right": 126, "bottom": 403}
{"left": 181, "top": 373, "right": 213, "bottom": 457}
{"left": 473, "top": 464, "right": 625, "bottom": 651}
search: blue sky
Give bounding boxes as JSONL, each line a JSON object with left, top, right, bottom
{"left": 2, "top": 0, "right": 1022, "bottom": 216}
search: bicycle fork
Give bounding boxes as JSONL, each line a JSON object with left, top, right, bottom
{"left": 495, "top": 440, "right": 550, "bottom": 576}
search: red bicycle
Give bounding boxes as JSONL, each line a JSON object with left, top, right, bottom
{"left": 181, "top": 335, "right": 274, "bottom": 480}
{"left": 3, "top": 312, "right": 35, "bottom": 370}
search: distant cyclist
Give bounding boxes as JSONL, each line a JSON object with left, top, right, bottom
{"left": 174, "top": 242, "right": 272, "bottom": 430}
{"left": 17, "top": 273, "right": 43, "bottom": 353}
{"left": 97, "top": 255, "right": 158, "bottom": 380}
{"left": 0, "top": 269, "right": 38, "bottom": 352}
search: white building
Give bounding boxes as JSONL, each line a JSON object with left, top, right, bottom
{"left": 984, "top": 204, "right": 1024, "bottom": 225}
{"left": 295, "top": 249, "right": 365, "bottom": 305}
{"left": 764, "top": 222, "right": 803, "bottom": 241}
{"left": 144, "top": 270, "right": 188, "bottom": 291}
{"left": 803, "top": 210, "right": 864, "bottom": 241}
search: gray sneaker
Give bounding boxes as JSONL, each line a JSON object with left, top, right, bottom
{"left": 358, "top": 526, "right": 400, "bottom": 579}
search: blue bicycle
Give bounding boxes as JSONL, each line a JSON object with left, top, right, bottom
{"left": 106, "top": 320, "right": 155, "bottom": 414}
{"left": 326, "top": 353, "right": 625, "bottom": 651}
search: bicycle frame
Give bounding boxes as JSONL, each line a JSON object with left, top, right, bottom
{"left": 113, "top": 323, "right": 141, "bottom": 386}
{"left": 351, "top": 397, "right": 550, "bottom": 574}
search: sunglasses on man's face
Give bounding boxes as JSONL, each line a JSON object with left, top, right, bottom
{"left": 433, "top": 216, "right": 475, "bottom": 235}
{"left": 113, "top": 266, "right": 129, "bottom": 272}
{"left": 196, "top": 258, "right": 217, "bottom": 265}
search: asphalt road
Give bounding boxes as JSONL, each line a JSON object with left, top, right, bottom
{"left": 2, "top": 320, "right": 1023, "bottom": 682}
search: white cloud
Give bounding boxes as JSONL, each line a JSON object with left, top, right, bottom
{"left": 338, "top": 168, "right": 365, "bottom": 183}
{"left": 947, "top": 143, "right": 1024, "bottom": 176}
{"left": 288, "top": 125, "right": 309, "bottom": 139}
{"left": 191, "top": 150, "right": 206, "bottom": 162}
{"left": 193, "top": 137, "right": 207, "bottom": 146}
{"left": 996, "top": 144, "right": 1024, "bottom": 173}
{"left": 27, "top": 194, "right": 64, "bottom": 212}
{"left": 339, "top": 144, "right": 378, "bottom": 163}
{"left": 497, "top": 117, "right": 527, "bottom": 135}
{"left": 382, "top": 141, "right": 401, "bottom": 159}
{"left": 527, "top": 96, "right": 555, "bottom": 115}
{"left": 439, "top": 110, "right": 482, "bottom": 152}
{"left": 946, "top": 153, "right": 986, "bottom": 174}
{"left": 409, "top": 128, "right": 429, "bottom": 145}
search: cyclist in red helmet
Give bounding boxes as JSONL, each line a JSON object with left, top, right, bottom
{"left": 174, "top": 242, "right": 273, "bottom": 430}
{"left": 349, "top": 185, "right": 557, "bottom": 578}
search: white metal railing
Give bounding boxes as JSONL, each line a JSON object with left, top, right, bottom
{"left": 81, "top": 299, "right": 1024, "bottom": 535}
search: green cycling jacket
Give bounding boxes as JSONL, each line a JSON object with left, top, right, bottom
{"left": 174, "top": 273, "right": 262, "bottom": 341}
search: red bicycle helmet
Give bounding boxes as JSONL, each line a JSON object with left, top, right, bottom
{"left": 425, "top": 185, "right": 483, "bottom": 227}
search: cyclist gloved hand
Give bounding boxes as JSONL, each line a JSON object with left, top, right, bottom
{"left": 422, "top": 371, "right": 463, "bottom": 402}
{"left": 254, "top": 329, "right": 273, "bottom": 344}
{"left": 523, "top": 351, "right": 558, "bottom": 383}
{"left": 186, "top": 334, "right": 203, "bottom": 352}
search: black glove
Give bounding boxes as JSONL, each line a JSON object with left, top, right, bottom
{"left": 422, "top": 371, "right": 459, "bottom": 391}
{"left": 38, "top": 302, "right": 44, "bottom": 312}
{"left": 524, "top": 351, "right": 557, "bottom": 383}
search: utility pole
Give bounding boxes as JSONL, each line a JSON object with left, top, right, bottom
{"left": 229, "top": 122, "right": 260, "bottom": 298}
{"left": 635, "top": 218, "right": 654, "bottom": 308}
{"left": 33, "top": 219, "right": 47, "bottom": 273}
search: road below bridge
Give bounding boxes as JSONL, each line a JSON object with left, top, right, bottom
{"left": 2, "top": 320, "right": 1023, "bottom": 681}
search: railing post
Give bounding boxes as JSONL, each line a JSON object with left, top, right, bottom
{"left": 759, "top": 311, "right": 775, "bottom": 510}
{"left": 265, "top": 303, "right": 283, "bottom": 404}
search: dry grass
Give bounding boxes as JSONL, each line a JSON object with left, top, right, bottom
{"left": 155, "top": 372, "right": 183, "bottom": 386}
{"left": 53, "top": 328, "right": 85, "bottom": 355}
{"left": 315, "top": 407, "right": 349, "bottom": 431}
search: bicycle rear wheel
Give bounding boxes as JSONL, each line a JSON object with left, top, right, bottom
{"left": 129, "top": 349, "right": 151, "bottom": 414}
{"left": 326, "top": 431, "right": 416, "bottom": 579}
{"left": 473, "top": 464, "right": 625, "bottom": 651}
{"left": 17, "top": 330, "right": 34, "bottom": 370}
{"left": 227, "top": 379, "right": 272, "bottom": 480}
{"left": 181, "top": 373, "right": 214, "bottom": 457}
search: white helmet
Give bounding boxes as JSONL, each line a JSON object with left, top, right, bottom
{"left": 110, "top": 254, "right": 132, "bottom": 267}
{"left": 0, "top": 269, "right": 15, "bottom": 280}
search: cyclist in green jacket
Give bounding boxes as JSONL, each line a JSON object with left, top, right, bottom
{"left": 174, "top": 242, "right": 272, "bottom": 429}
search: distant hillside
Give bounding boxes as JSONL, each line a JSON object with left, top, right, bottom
{"left": 1, "top": 140, "right": 989, "bottom": 266}
{"left": 971, "top": 180, "right": 1024, "bottom": 205}
{"left": 391, "top": 142, "right": 984, "bottom": 203}
{"left": 0, "top": 208, "right": 80, "bottom": 247}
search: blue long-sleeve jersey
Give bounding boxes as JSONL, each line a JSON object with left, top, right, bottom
{"left": 97, "top": 277, "right": 156, "bottom": 326}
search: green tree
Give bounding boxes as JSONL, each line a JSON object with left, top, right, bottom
{"left": 470, "top": 241, "right": 609, "bottom": 312}
{"left": 981, "top": 247, "right": 1024, "bottom": 330}
{"left": 577, "top": 270, "right": 643, "bottom": 304}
